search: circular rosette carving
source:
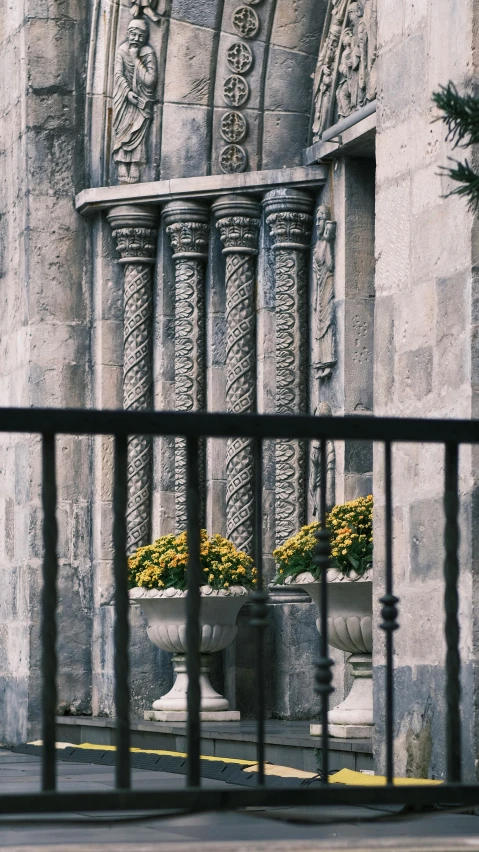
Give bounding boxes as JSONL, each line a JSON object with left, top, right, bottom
{"left": 220, "top": 144, "right": 248, "bottom": 174}
{"left": 233, "top": 6, "right": 259, "bottom": 39}
{"left": 223, "top": 74, "right": 249, "bottom": 107}
{"left": 227, "top": 41, "right": 253, "bottom": 74}
{"left": 221, "top": 111, "right": 248, "bottom": 143}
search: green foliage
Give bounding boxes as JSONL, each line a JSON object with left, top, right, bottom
{"left": 433, "top": 82, "right": 479, "bottom": 211}
{"left": 273, "top": 495, "right": 373, "bottom": 584}
{"left": 128, "top": 530, "right": 257, "bottom": 591}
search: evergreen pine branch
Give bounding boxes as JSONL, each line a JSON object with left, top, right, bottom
{"left": 440, "top": 158, "right": 479, "bottom": 212}
{"left": 433, "top": 82, "right": 479, "bottom": 146}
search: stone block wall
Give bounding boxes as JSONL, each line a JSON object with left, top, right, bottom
{"left": 374, "top": 0, "right": 479, "bottom": 779}
{"left": 0, "top": 0, "right": 93, "bottom": 743}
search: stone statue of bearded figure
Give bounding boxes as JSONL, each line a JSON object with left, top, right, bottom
{"left": 113, "top": 18, "right": 158, "bottom": 184}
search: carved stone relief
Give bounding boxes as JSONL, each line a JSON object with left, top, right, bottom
{"left": 113, "top": 14, "right": 161, "bottom": 184}
{"left": 312, "top": 206, "right": 337, "bottom": 381}
{"left": 264, "top": 190, "right": 313, "bottom": 546}
{"left": 219, "top": 0, "right": 265, "bottom": 173}
{"left": 213, "top": 197, "right": 261, "bottom": 556}
{"left": 310, "top": 402, "right": 336, "bottom": 516}
{"left": 164, "top": 203, "right": 209, "bottom": 534}
{"left": 311, "top": 0, "right": 377, "bottom": 143}
{"left": 107, "top": 205, "right": 158, "bottom": 554}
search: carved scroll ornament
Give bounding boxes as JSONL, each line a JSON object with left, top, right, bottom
{"left": 213, "top": 198, "right": 261, "bottom": 556}
{"left": 264, "top": 190, "right": 313, "bottom": 546}
{"left": 312, "top": 0, "right": 377, "bottom": 142}
{"left": 107, "top": 205, "right": 158, "bottom": 554}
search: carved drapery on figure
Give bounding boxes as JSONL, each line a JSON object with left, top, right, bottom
{"left": 311, "top": 0, "right": 377, "bottom": 142}
{"left": 108, "top": 205, "right": 158, "bottom": 554}
{"left": 164, "top": 202, "right": 209, "bottom": 533}
{"left": 264, "top": 190, "right": 313, "bottom": 546}
{"left": 113, "top": 18, "right": 158, "bottom": 184}
{"left": 213, "top": 196, "right": 261, "bottom": 557}
{"left": 310, "top": 402, "right": 336, "bottom": 516}
{"left": 313, "top": 206, "right": 337, "bottom": 381}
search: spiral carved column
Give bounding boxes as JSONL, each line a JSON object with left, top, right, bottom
{"left": 264, "top": 190, "right": 313, "bottom": 546}
{"left": 163, "top": 201, "right": 209, "bottom": 533}
{"left": 213, "top": 196, "right": 261, "bottom": 557}
{"left": 108, "top": 205, "right": 158, "bottom": 554}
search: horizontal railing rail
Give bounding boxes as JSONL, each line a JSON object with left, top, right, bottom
{"left": 1, "top": 407, "right": 479, "bottom": 443}
{"left": 0, "top": 407, "right": 475, "bottom": 814}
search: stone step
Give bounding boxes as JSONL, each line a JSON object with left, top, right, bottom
{"left": 55, "top": 716, "right": 373, "bottom": 775}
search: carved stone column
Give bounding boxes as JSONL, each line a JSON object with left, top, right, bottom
{"left": 263, "top": 189, "right": 313, "bottom": 546}
{"left": 213, "top": 195, "right": 261, "bottom": 556}
{"left": 163, "top": 201, "right": 209, "bottom": 533}
{"left": 107, "top": 205, "right": 158, "bottom": 554}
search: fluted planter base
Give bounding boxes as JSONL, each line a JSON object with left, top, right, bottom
{"left": 310, "top": 653, "right": 373, "bottom": 739}
{"left": 130, "top": 585, "right": 249, "bottom": 721}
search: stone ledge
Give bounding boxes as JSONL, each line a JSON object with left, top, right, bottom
{"left": 75, "top": 166, "right": 328, "bottom": 216}
{"left": 310, "top": 723, "right": 374, "bottom": 740}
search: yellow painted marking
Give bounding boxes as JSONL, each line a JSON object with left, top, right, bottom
{"left": 28, "top": 741, "right": 252, "bottom": 766}
{"left": 246, "top": 764, "right": 316, "bottom": 779}
{"left": 328, "top": 768, "right": 443, "bottom": 786}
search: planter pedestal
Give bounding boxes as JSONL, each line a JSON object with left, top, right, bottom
{"left": 144, "top": 653, "right": 240, "bottom": 721}
{"left": 310, "top": 653, "right": 373, "bottom": 739}
{"left": 287, "top": 571, "right": 374, "bottom": 739}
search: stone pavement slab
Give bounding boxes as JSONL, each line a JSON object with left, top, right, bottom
{"left": 0, "top": 750, "right": 479, "bottom": 850}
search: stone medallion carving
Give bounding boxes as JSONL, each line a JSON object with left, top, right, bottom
{"left": 220, "top": 111, "right": 248, "bottom": 143}
{"left": 313, "top": 206, "right": 337, "bottom": 380}
{"left": 223, "top": 75, "right": 250, "bottom": 107}
{"left": 113, "top": 18, "right": 158, "bottom": 185}
{"left": 311, "top": 0, "right": 377, "bottom": 143}
{"left": 220, "top": 144, "right": 248, "bottom": 174}
{"left": 227, "top": 41, "right": 254, "bottom": 74}
{"left": 233, "top": 6, "right": 260, "bottom": 39}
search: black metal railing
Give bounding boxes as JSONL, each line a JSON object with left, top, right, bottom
{"left": 0, "top": 407, "right": 478, "bottom": 813}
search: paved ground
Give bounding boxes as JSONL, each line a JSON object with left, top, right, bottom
{"left": 1, "top": 750, "right": 479, "bottom": 851}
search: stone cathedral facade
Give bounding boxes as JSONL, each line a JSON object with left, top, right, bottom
{"left": 0, "top": 0, "right": 478, "bottom": 779}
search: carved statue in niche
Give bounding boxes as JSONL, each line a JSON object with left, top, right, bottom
{"left": 130, "top": 0, "right": 166, "bottom": 22}
{"left": 310, "top": 402, "right": 336, "bottom": 516}
{"left": 313, "top": 206, "right": 337, "bottom": 381}
{"left": 335, "top": 0, "right": 377, "bottom": 118}
{"left": 311, "top": 0, "right": 348, "bottom": 140}
{"left": 113, "top": 18, "right": 158, "bottom": 184}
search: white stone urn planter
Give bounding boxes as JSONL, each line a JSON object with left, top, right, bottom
{"left": 129, "top": 585, "right": 249, "bottom": 721}
{"left": 286, "top": 567, "right": 373, "bottom": 738}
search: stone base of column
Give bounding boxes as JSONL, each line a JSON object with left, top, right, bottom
{"left": 310, "top": 723, "right": 373, "bottom": 739}
{"left": 144, "top": 710, "right": 241, "bottom": 722}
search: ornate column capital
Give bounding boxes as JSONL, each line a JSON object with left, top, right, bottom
{"left": 162, "top": 201, "right": 210, "bottom": 260}
{"left": 263, "top": 189, "right": 313, "bottom": 251}
{"left": 212, "top": 195, "right": 261, "bottom": 256}
{"left": 107, "top": 204, "right": 159, "bottom": 264}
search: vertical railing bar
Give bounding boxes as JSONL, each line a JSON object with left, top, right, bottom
{"left": 313, "top": 438, "right": 334, "bottom": 784}
{"left": 186, "top": 436, "right": 202, "bottom": 788}
{"left": 41, "top": 433, "right": 58, "bottom": 793}
{"left": 253, "top": 437, "right": 266, "bottom": 786}
{"left": 113, "top": 434, "right": 131, "bottom": 790}
{"left": 444, "top": 442, "right": 461, "bottom": 783}
{"left": 319, "top": 439, "right": 329, "bottom": 782}
{"left": 383, "top": 441, "right": 397, "bottom": 785}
